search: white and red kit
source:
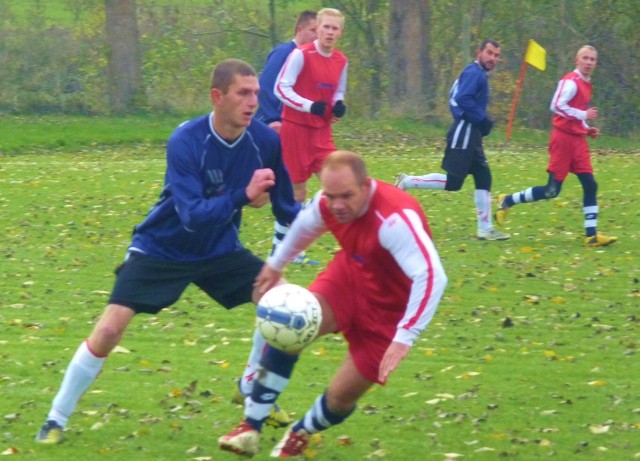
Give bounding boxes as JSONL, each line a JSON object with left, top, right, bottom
{"left": 269, "top": 180, "right": 447, "bottom": 383}
{"left": 276, "top": 40, "right": 348, "bottom": 128}
{"left": 547, "top": 69, "right": 594, "bottom": 180}
{"left": 275, "top": 40, "right": 348, "bottom": 182}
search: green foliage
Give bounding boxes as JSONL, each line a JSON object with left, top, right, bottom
{"left": 2, "top": 1, "right": 640, "bottom": 135}
{"left": 0, "top": 116, "right": 638, "bottom": 460}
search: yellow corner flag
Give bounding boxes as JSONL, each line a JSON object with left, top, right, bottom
{"left": 524, "top": 39, "right": 546, "bottom": 71}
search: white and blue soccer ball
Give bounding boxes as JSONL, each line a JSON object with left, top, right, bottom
{"left": 256, "top": 284, "right": 322, "bottom": 352}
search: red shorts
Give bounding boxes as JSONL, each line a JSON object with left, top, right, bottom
{"left": 280, "top": 121, "right": 336, "bottom": 183}
{"left": 547, "top": 129, "right": 593, "bottom": 181}
{"left": 309, "top": 252, "right": 403, "bottom": 385}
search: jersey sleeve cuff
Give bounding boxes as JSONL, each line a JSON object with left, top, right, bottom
{"left": 231, "top": 189, "right": 250, "bottom": 208}
{"left": 393, "top": 328, "right": 418, "bottom": 346}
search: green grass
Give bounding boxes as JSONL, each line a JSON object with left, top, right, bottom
{"left": 1, "top": 116, "right": 638, "bottom": 460}
{"left": 0, "top": 115, "right": 189, "bottom": 154}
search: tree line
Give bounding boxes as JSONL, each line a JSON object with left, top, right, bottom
{"left": 1, "top": 0, "right": 638, "bottom": 136}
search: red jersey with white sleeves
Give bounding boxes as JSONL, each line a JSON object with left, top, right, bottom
{"left": 550, "top": 70, "right": 592, "bottom": 135}
{"left": 269, "top": 180, "right": 447, "bottom": 346}
{"left": 275, "top": 40, "right": 348, "bottom": 128}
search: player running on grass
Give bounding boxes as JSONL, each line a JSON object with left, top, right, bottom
{"left": 35, "top": 59, "right": 297, "bottom": 445}
{"left": 395, "top": 39, "right": 510, "bottom": 241}
{"left": 219, "top": 150, "right": 447, "bottom": 458}
{"left": 494, "top": 45, "right": 617, "bottom": 247}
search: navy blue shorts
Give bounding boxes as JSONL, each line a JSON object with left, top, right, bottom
{"left": 108, "top": 249, "right": 264, "bottom": 314}
{"left": 442, "top": 119, "right": 488, "bottom": 178}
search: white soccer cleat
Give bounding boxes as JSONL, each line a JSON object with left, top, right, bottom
{"left": 394, "top": 173, "right": 408, "bottom": 190}
{"left": 218, "top": 420, "right": 260, "bottom": 456}
{"left": 477, "top": 227, "right": 511, "bottom": 241}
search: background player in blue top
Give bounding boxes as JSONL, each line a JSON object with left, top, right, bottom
{"left": 253, "top": 10, "right": 319, "bottom": 266}
{"left": 254, "top": 10, "right": 317, "bottom": 133}
{"left": 395, "top": 40, "right": 510, "bottom": 241}
{"left": 35, "top": 59, "right": 299, "bottom": 445}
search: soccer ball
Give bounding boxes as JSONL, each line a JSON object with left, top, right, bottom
{"left": 256, "top": 284, "right": 322, "bottom": 352}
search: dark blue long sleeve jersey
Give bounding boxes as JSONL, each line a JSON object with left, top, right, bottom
{"left": 449, "top": 61, "right": 489, "bottom": 124}
{"left": 254, "top": 40, "right": 297, "bottom": 124}
{"left": 130, "top": 114, "right": 300, "bottom": 261}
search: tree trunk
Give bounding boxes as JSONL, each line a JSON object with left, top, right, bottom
{"left": 268, "top": 0, "right": 277, "bottom": 46}
{"left": 105, "top": 0, "right": 142, "bottom": 114}
{"left": 388, "top": 0, "right": 434, "bottom": 117}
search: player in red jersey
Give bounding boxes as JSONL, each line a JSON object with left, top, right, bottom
{"left": 219, "top": 150, "right": 447, "bottom": 458}
{"left": 495, "top": 45, "right": 617, "bottom": 247}
{"left": 275, "top": 7, "right": 349, "bottom": 204}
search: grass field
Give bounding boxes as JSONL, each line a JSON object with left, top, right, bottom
{"left": 1, "top": 116, "right": 638, "bottom": 460}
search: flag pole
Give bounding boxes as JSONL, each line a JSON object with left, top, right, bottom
{"left": 506, "top": 59, "right": 528, "bottom": 143}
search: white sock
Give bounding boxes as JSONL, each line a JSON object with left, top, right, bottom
{"left": 404, "top": 173, "right": 447, "bottom": 190}
{"left": 47, "top": 341, "right": 106, "bottom": 427}
{"left": 475, "top": 189, "right": 492, "bottom": 231}
{"left": 238, "top": 329, "right": 267, "bottom": 396}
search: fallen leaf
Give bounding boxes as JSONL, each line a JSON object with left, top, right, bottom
{"left": 589, "top": 424, "right": 610, "bottom": 434}
{"left": 366, "top": 449, "right": 388, "bottom": 458}
{"left": 112, "top": 345, "right": 130, "bottom": 354}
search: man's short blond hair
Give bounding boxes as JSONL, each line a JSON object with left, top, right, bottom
{"left": 576, "top": 45, "right": 597, "bottom": 59}
{"left": 317, "top": 8, "right": 345, "bottom": 28}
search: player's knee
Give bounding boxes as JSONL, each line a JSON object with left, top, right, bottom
{"left": 580, "top": 174, "right": 598, "bottom": 196}
{"left": 543, "top": 177, "right": 564, "bottom": 199}
{"left": 543, "top": 183, "right": 560, "bottom": 199}
{"left": 472, "top": 168, "right": 492, "bottom": 191}
{"left": 90, "top": 322, "right": 127, "bottom": 353}
{"left": 293, "top": 184, "right": 307, "bottom": 203}
{"left": 444, "top": 175, "right": 465, "bottom": 191}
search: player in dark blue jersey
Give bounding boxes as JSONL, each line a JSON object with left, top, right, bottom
{"left": 253, "top": 11, "right": 320, "bottom": 268}
{"left": 35, "top": 59, "right": 299, "bottom": 445}
{"left": 395, "top": 40, "right": 510, "bottom": 241}
{"left": 254, "top": 10, "right": 317, "bottom": 133}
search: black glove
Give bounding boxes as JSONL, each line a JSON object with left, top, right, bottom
{"left": 310, "top": 101, "right": 327, "bottom": 117}
{"left": 332, "top": 100, "right": 346, "bottom": 118}
{"left": 477, "top": 117, "right": 494, "bottom": 136}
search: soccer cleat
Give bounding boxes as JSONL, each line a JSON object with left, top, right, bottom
{"left": 584, "top": 232, "right": 618, "bottom": 248}
{"left": 218, "top": 420, "right": 260, "bottom": 457}
{"left": 270, "top": 426, "right": 310, "bottom": 458}
{"left": 265, "top": 404, "right": 293, "bottom": 429}
{"left": 494, "top": 194, "right": 510, "bottom": 226}
{"left": 35, "top": 420, "right": 64, "bottom": 444}
{"left": 477, "top": 227, "right": 511, "bottom": 241}
{"left": 232, "top": 386, "right": 292, "bottom": 429}
{"left": 394, "top": 173, "right": 408, "bottom": 190}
